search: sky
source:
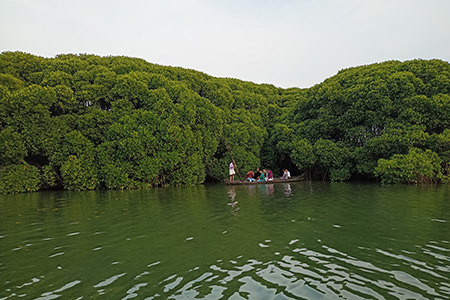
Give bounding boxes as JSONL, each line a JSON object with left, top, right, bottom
{"left": 1, "top": 0, "right": 450, "bottom": 88}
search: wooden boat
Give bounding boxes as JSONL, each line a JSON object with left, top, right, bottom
{"left": 224, "top": 174, "right": 305, "bottom": 185}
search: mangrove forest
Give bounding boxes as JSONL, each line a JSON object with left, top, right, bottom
{"left": 0, "top": 52, "right": 449, "bottom": 193}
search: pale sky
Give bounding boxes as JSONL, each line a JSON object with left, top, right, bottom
{"left": 1, "top": 0, "right": 449, "bottom": 88}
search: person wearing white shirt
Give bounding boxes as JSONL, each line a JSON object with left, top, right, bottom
{"left": 229, "top": 161, "right": 235, "bottom": 181}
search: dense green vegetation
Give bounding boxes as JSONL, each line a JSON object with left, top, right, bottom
{"left": 1, "top": 52, "right": 449, "bottom": 193}
{"left": 282, "top": 60, "right": 450, "bottom": 184}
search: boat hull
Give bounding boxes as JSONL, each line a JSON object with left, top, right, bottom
{"left": 224, "top": 174, "right": 305, "bottom": 185}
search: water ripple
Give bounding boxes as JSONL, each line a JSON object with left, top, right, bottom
{"left": 131, "top": 241, "right": 450, "bottom": 299}
{"left": 2, "top": 184, "right": 449, "bottom": 299}
{"left": 34, "top": 280, "right": 81, "bottom": 300}
{"left": 94, "top": 273, "right": 126, "bottom": 288}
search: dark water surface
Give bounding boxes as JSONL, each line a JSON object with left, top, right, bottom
{"left": 1, "top": 182, "right": 449, "bottom": 299}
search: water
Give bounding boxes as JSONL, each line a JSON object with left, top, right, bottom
{"left": 1, "top": 182, "right": 449, "bottom": 299}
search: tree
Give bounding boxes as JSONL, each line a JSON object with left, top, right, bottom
{"left": 2, "top": 52, "right": 449, "bottom": 192}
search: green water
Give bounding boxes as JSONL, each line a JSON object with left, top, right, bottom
{"left": 1, "top": 182, "right": 449, "bottom": 299}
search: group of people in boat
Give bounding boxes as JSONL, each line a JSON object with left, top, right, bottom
{"left": 229, "top": 160, "right": 290, "bottom": 182}
{"left": 245, "top": 168, "right": 273, "bottom": 182}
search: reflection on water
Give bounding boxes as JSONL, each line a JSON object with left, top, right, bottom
{"left": 227, "top": 187, "right": 239, "bottom": 215}
{"left": 0, "top": 183, "right": 449, "bottom": 299}
{"left": 227, "top": 187, "right": 236, "bottom": 202}
{"left": 283, "top": 183, "right": 292, "bottom": 197}
{"left": 266, "top": 184, "right": 274, "bottom": 196}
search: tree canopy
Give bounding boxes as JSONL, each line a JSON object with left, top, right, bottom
{"left": 281, "top": 60, "right": 450, "bottom": 183}
{"left": 1, "top": 52, "right": 449, "bottom": 193}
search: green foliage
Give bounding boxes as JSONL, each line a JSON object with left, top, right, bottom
{"left": 291, "top": 139, "right": 315, "bottom": 170}
{"left": 0, "top": 51, "right": 46, "bottom": 82}
{"left": 314, "top": 140, "right": 351, "bottom": 181}
{"left": 375, "top": 148, "right": 442, "bottom": 184}
{"left": 280, "top": 59, "right": 450, "bottom": 182}
{"left": 1, "top": 52, "right": 449, "bottom": 192}
{"left": 42, "top": 71, "right": 73, "bottom": 88}
{"left": 0, "top": 73, "right": 25, "bottom": 92}
{"left": 108, "top": 74, "right": 150, "bottom": 108}
{"left": 432, "top": 129, "right": 450, "bottom": 162}
{"left": 53, "top": 85, "right": 79, "bottom": 115}
{"left": 99, "top": 163, "right": 131, "bottom": 189}
{"left": 365, "top": 124, "right": 430, "bottom": 159}
{"left": 0, "top": 127, "right": 26, "bottom": 165}
{"left": 40, "top": 165, "right": 57, "bottom": 189}
{"left": 74, "top": 109, "right": 113, "bottom": 145}
{"left": 290, "top": 138, "right": 351, "bottom": 181}
{"left": 0, "top": 163, "right": 40, "bottom": 193}
{"left": 61, "top": 155, "right": 98, "bottom": 191}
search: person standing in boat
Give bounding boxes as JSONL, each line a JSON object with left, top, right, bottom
{"left": 246, "top": 169, "right": 255, "bottom": 182}
{"left": 229, "top": 160, "right": 236, "bottom": 181}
